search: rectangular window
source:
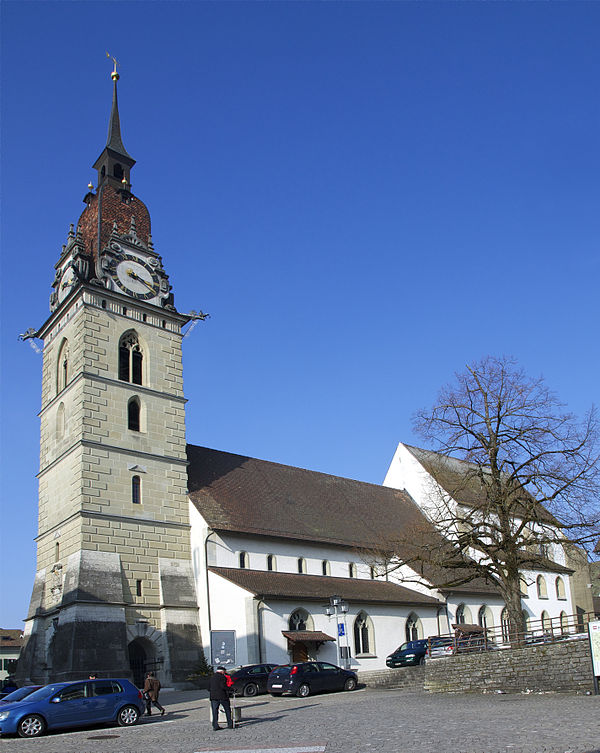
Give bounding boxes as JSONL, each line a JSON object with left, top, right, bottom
{"left": 136, "top": 580, "right": 143, "bottom": 597}
{"left": 55, "top": 542, "right": 60, "bottom": 562}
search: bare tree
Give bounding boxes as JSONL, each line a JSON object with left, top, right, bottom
{"left": 372, "top": 357, "right": 600, "bottom": 639}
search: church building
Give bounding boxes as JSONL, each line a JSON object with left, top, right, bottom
{"left": 18, "top": 70, "right": 582, "bottom": 686}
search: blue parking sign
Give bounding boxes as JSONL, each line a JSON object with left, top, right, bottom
{"left": 338, "top": 623, "right": 345, "bottom": 637}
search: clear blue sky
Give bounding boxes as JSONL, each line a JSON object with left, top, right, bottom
{"left": 1, "top": 1, "right": 598, "bottom": 628}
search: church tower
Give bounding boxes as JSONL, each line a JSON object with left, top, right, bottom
{"left": 18, "top": 65, "right": 204, "bottom": 686}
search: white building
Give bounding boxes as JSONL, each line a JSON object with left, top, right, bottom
{"left": 186, "top": 443, "right": 574, "bottom": 671}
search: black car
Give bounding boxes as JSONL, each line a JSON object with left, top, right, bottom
{"left": 386, "top": 639, "right": 429, "bottom": 667}
{"left": 228, "top": 664, "right": 278, "bottom": 697}
{"left": 267, "top": 662, "right": 357, "bottom": 698}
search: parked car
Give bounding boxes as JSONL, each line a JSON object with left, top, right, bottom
{"left": 267, "top": 662, "right": 357, "bottom": 697}
{"left": 424, "top": 635, "right": 455, "bottom": 660}
{"left": 386, "top": 639, "right": 429, "bottom": 667}
{"left": 228, "top": 663, "right": 279, "bottom": 696}
{"left": 0, "top": 678, "right": 144, "bottom": 738}
{"left": 0, "top": 686, "right": 42, "bottom": 705}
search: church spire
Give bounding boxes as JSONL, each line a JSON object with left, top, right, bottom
{"left": 105, "top": 61, "right": 133, "bottom": 161}
{"left": 93, "top": 56, "right": 136, "bottom": 190}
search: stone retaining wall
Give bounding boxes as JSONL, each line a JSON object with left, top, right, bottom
{"left": 358, "top": 636, "right": 596, "bottom": 694}
{"left": 425, "top": 636, "right": 594, "bottom": 694}
{"left": 358, "top": 665, "right": 425, "bottom": 691}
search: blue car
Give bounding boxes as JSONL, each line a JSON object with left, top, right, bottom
{"left": 0, "top": 678, "right": 144, "bottom": 738}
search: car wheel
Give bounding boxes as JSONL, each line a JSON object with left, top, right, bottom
{"left": 17, "top": 714, "right": 46, "bottom": 738}
{"left": 117, "top": 704, "right": 140, "bottom": 726}
{"left": 243, "top": 683, "right": 259, "bottom": 697}
{"left": 419, "top": 656, "right": 426, "bottom": 666}
{"left": 296, "top": 683, "right": 310, "bottom": 698}
{"left": 344, "top": 677, "right": 357, "bottom": 691}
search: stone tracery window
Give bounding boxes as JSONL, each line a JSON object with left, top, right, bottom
{"left": 289, "top": 608, "right": 313, "bottom": 632}
{"left": 119, "top": 331, "right": 143, "bottom": 385}
{"left": 405, "top": 612, "right": 422, "bottom": 642}
{"left": 354, "top": 611, "right": 373, "bottom": 655}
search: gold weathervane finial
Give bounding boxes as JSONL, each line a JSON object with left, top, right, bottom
{"left": 106, "top": 51, "right": 120, "bottom": 81}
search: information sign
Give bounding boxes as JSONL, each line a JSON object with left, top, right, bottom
{"left": 588, "top": 620, "right": 600, "bottom": 677}
{"left": 210, "top": 630, "right": 236, "bottom": 667}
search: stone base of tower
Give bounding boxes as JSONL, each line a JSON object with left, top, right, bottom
{"left": 17, "top": 551, "right": 204, "bottom": 687}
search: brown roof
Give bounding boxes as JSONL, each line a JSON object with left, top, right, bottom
{"left": 188, "top": 444, "right": 431, "bottom": 550}
{"left": 209, "top": 567, "right": 443, "bottom": 606}
{"left": 0, "top": 629, "right": 23, "bottom": 648}
{"left": 282, "top": 631, "right": 335, "bottom": 643}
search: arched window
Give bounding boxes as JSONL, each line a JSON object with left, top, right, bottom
{"left": 56, "top": 339, "right": 70, "bottom": 393}
{"left": 297, "top": 557, "right": 306, "bottom": 574}
{"left": 537, "top": 575, "right": 548, "bottom": 599}
{"left": 289, "top": 609, "right": 313, "bottom": 632}
{"left": 56, "top": 402, "right": 66, "bottom": 439}
{"left": 128, "top": 397, "right": 140, "bottom": 431}
{"left": 559, "top": 611, "right": 569, "bottom": 634}
{"left": 132, "top": 475, "right": 141, "bottom": 504}
{"left": 478, "top": 605, "right": 493, "bottom": 629}
{"left": 501, "top": 608, "right": 510, "bottom": 642}
{"left": 119, "top": 331, "right": 143, "bottom": 385}
{"left": 322, "top": 560, "right": 330, "bottom": 576}
{"left": 436, "top": 607, "right": 447, "bottom": 635}
{"left": 348, "top": 563, "right": 357, "bottom": 578}
{"left": 555, "top": 576, "right": 566, "bottom": 600}
{"left": 239, "top": 551, "right": 248, "bottom": 569}
{"left": 541, "top": 610, "right": 551, "bottom": 632}
{"left": 455, "top": 604, "right": 472, "bottom": 624}
{"left": 114, "top": 163, "right": 124, "bottom": 180}
{"left": 267, "top": 554, "right": 276, "bottom": 571}
{"left": 405, "top": 613, "right": 422, "bottom": 642}
{"left": 354, "top": 612, "right": 374, "bottom": 655}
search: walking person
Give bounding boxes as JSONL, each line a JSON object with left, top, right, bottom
{"left": 209, "top": 666, "right": 233, "bottom": 731}
{"left": 143, "top": 671, "right": 165, "bottom": 716}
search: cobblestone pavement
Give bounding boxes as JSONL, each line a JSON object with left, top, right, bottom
{"left": 1, "top": 687, "right": 599, "bottom": 753}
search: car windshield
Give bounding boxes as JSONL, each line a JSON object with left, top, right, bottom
{"left": 18, "top": 684, "right": 66, "bottom": 702}
{"left": 0, "top": 687, "right": 38, "bottom": 702}
{"left": 272, "top": 666, "right": 291, "bottom": 675}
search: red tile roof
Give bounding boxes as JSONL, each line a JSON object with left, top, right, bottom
{"left": 0, "top": 629, "right": 23, "bottom": 648}
{"left": 209, "top": 567, "right": 443, "bottom": 606}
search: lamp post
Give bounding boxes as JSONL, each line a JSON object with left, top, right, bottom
{"left": 325, "top": 595, "right": 349, "bottom": 667}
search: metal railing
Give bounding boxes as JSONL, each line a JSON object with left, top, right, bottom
{"left": 427, "top": 610, "right": 595, "bottom": 656}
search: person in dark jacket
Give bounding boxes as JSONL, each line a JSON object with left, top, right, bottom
{"left": 143, "top": 671, "right": 165, "bottom": 716}
{"left": 209, "top": 666, "right": 233, "bottom": 730}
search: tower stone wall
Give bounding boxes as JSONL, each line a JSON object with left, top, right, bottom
{"left": 18, "top": 71, "right": 204, "bottom": 686}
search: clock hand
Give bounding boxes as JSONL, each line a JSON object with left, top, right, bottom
{"left": 127, "top": 268, "right": 157, "bottom": 292}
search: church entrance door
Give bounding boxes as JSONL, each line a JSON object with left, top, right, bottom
{"left": 292, "top": 641, "right": 308, "bottom": 663}
{"left": 128, "top": 639, "right": 148, "bottom": 688}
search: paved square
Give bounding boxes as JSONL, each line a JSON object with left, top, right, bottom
{"left": 1, "top": 688, "right": 598, "bottom": 753}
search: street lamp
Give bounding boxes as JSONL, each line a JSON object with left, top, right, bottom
{"left": 325, "top": 595, "right": 349, "bottom": 667}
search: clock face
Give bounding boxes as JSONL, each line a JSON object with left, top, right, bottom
{"left": 113, "top": 254, "right": 160, "bottom": 300}
{"left": 58, "top": 265, "right": 78, "bottom": 303}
